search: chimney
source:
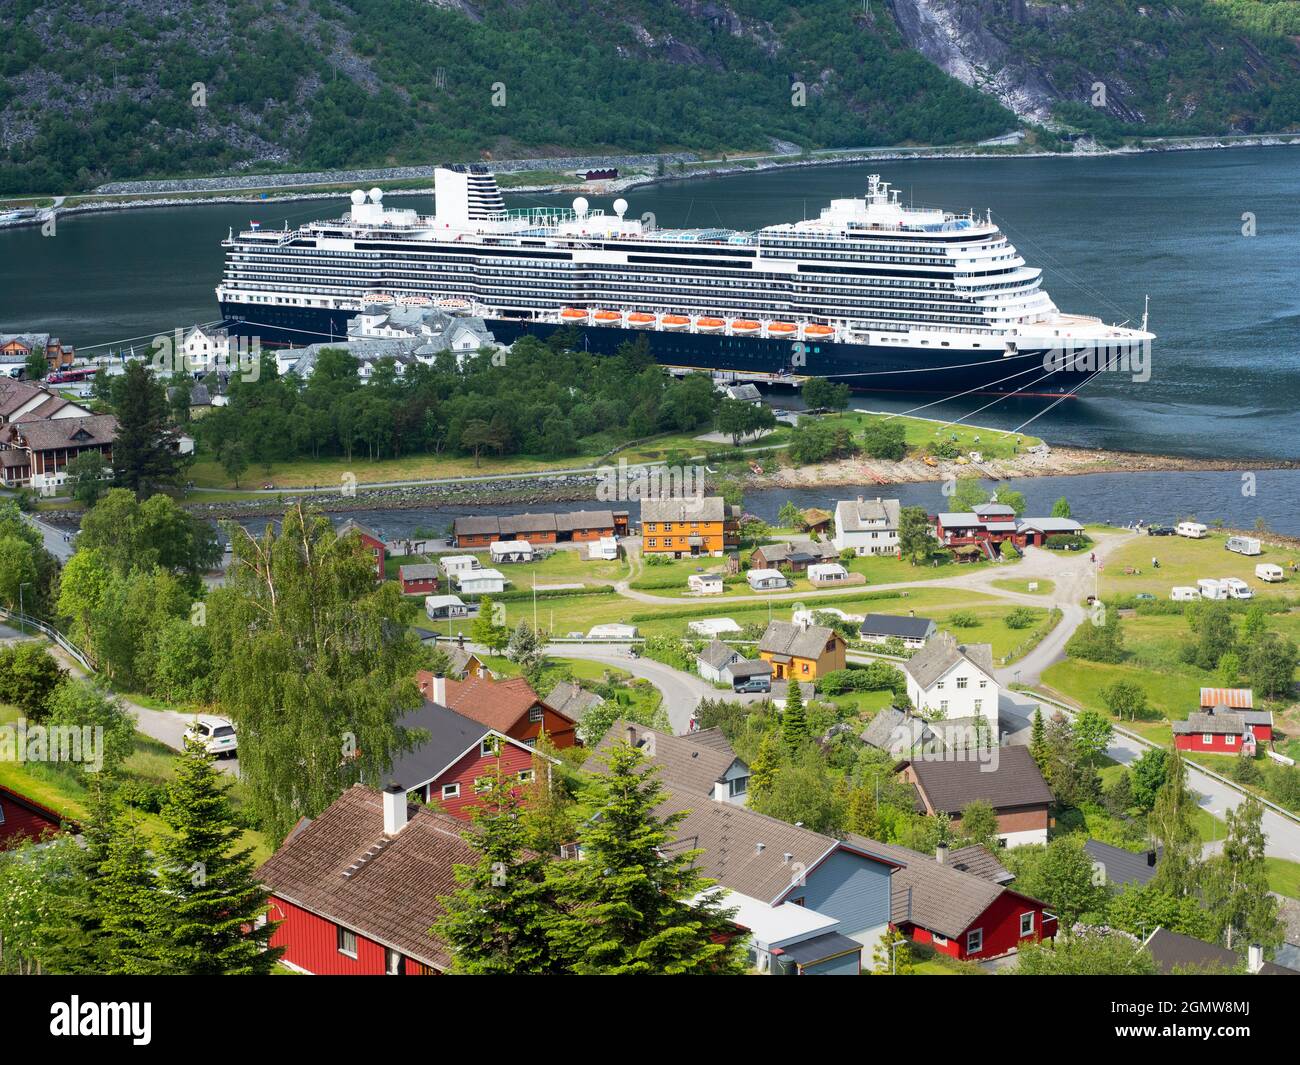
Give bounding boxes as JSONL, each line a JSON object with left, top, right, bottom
{"left": 935, "top": 844, "right": 948, "bottom": 865}
{"left": 755, "top": 842, "right": 766, "bottom": 854}
{"left": 430, "top": 673, "right": 446, "bottom": 704}
{"left": 382, "top": 783, "right": 408, "bottom": 836}
{"left": 1248, "top": 944, "right": 1264, "bottom": 974}
{"left": 1146, "top": 849, "right": 1157, "bottom": 868}
{"left": 626, "top": 724, "right": 638, "bottom": 747}
{"left": 713, "top": 781, "right": 729, "bottom": 802}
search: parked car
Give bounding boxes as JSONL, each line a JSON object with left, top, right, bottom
{"left": 1133, "top": 592, "right": 1156, "bottom": 601}
{"left": 733, "top": 677, "right": 772, "bottom": 694}
{"left": 1146, "top": 525, "right": 1175, "bottom": 536}
{"left": 185, "top": 715, "right": 238, "bottom": 757}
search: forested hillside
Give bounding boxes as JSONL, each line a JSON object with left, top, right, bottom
{"left": 2, "top": 0, "right": 1298, "bottom": 194}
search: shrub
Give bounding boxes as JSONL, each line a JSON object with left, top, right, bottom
{"left": 1004, "top": 607, "right": 1036, "bottom": 629}
{"left": 947, "top": 611, "right": 979, "bottom": 629}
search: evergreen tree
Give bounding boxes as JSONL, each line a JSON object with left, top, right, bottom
{"left": 780, "top": 679, "right": 809, "bottom": 753}
{"left": 546, "top": 742, "right": 745, "bottom": 974}
{"left": 143, "top": 738, "right": 281, "bottom": 974}
{"left": 98, "top": 811, "right": 163, "bottom": 975}
{"left": 1028, "top": 707, "right": 1048, "bottom": 772}
{"left": 111, "top": 360, "right": 185, "bottom": 497}
{"left": 748, "top": 731, "right": 782, "bottom": 802}
{"left": 436, "top": 762, "right": 561, "bottom": 974}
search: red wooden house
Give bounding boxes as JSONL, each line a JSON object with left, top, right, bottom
{"left": 398, "top": 563, "right": 440, "bottom": 596}
{"left": 933, "top": 497, "right": 1083, "bottom": 560}
{"left": 388, "top": 689, "right": 557, "bottom": 819}
{"left": 0, "top": 785, "right": 66, "bottom": 848}
{"left": 1173, "top": 709, "right": 1262, "bottom": 755}
{"left": 338, "top": 519, "right": 386, "bottom": 581}
{"left": 419, "top": 670, "right": 579, "bottom": 750}
{"left": 259, "top": 785, "right": 476, "bottom": 974}
{"left": 873, "top": 841, "right": 1057, "bottom": 962}
{"left": 1198, "top": 688, "right": 1272, "bottom": 744}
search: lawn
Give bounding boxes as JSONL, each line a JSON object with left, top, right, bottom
{"left": 632, "top": 550, "right": 989, "bottom": 595}
{"left": 1099, "top": 530, "right": 1300, "bottom": 602}
{"left": 1040, "top": 658, "right": 1202, "bottom": 744}
{"left": 823, "top": 410, "right": 1042, "bottom": 461}
{"left": 438, "top": 585, "right": 1003, "bottom": 641}
{"left": 991, "top": 578, "right": 1055, "bottom": 596}
{"left": 1265, "top": 857, "right": 1300, "bottom": 899}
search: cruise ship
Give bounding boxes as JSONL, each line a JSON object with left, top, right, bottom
{"left": 216, "top": 164, "right": 1153, "bottom": 395}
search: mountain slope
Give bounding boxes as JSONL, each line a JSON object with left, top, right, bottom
{"left": 2, "top": 0, "right": 1298, "bottom": 194}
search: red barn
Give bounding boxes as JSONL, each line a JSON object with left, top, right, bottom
{"left": 259, "top": 785, "right": 476, "bottom": 975}
{"left": 338, "top": 519, "right": 385, "bottom": 581}
{"left": 421, "top": 671, "right": 579, "bottom": 750}
{"left": 388, "top": 690, "right": 558, "bottom": 819}
{"left": 0, "top": 785, "right": 66, "bottom": 848}
{"left": 874, "top": 841, "right": 1057, "bottom": 962}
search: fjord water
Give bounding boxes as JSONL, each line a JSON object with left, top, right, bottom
{"left": 1, "top": 149, "right": 1296, "bottom": 463}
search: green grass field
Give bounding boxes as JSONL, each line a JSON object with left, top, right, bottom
{"left": 823, "top": 410, "right": 1041, "bottom": 461}
{"left": 1100, "top": 530, "right": 1300, "bottom": 601}
{"left": 991, "top": 578, "right": 1055, "bottom": 596}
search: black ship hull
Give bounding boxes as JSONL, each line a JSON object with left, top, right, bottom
{"left": 219, "top": 301, "right": 1094, "bottom": 397}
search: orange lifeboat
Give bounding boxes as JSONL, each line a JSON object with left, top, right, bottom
{"left": 695, "top": 316, "right": 725, "bottom": 332}
{"left": 560, "top": 307, "right": 589, "bottom": 322}
{"left": 593, "top": 309, "right": 622, "bottom": 325}
{"left": 767, "top": 321, "right": 797, "bottom": 336}
{"left": 730, "top": 319, "right": 760, "bottom": 333}
{"left": 627, "top": 312, "right": 657, "bottom": 328}
{"left": 804, "top": 324, "right": 834, "bottom": 338}
{"left": 662, "top": 314, "right": 691, "bottom": 330}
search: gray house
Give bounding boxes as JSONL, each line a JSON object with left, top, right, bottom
{"left": 697, "top": 639, "right": 743, "bottom": 684}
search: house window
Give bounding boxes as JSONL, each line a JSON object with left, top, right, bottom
{"left": 801, "top": 663, "right": 810, "bottom": 673}
{"left": 518, "top": 769, "right": 535, "bottom": 783}
{"left": 528, "top": 705, "right": 543, "bottom": 723}
{"left": 480, "top": 736, "right": 498, "bottom": 757}
{"left": 936, "top": 680, "right": 944, "bottom": 690}
{"left": 648, "top": 538, "right": 657, "bottom": 547}
{"left": 932, "top": 934, "right": 948, "bottom": 947}
{"left": 939, "top": 700, "right": 949, "bottom": 714}
{"left": 337, "top": 926, "right": 358, "bottom": 958}
{"left": 1019, "top": 912, "right": 1035, "bottom": 937}
{"left": 473, "top": 777, "right": 491, "bottom": 793}
{"left": 974, "top": 699, "right": 982, "bottom": 713}
{"left": 956, "top": 676, "right": 968, "bottom": 689}
{"left": 728, "top": 775, "right": 749, "bottom": 797}
{"left": 1226, "top": 734, "right": 1236, "bottom": 746}
{"left": 966, "top": 928, "right": 983, "bottom": 955}
{"left": 1202, "top": 734, "right": 1213, "bottom": 745}
{"left": 441, "top": 783, "right": 460, "bottom": 800}
{"left": 978, "top": 678, "right": 987, "bottom": 688}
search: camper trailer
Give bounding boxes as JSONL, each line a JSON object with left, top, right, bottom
{"left": 1196, "top": 578, "right": 1228, "bottom": 600}
{"left": 1170, "top": 586, "right": 1199, "bottom": 602}
{"left": 1221, "top": 577, "right": 1253, "bottom": 600}
{"left": 1225, "top": 536, "right": 1262, "bottom": 556}
{"left": 1176, "top": 522, "right": 1208, "bottom": 539}
{"left": 1256, "top": 563, "right": 1285, "bottom": 583}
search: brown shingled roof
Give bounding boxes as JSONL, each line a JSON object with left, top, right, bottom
{"left": 903, "top": 745, "right": 1053, "bottom": 815}
{"left": 440, "top": 673, "right": 572, "bottom": 734}
{"left": 6, "top": 414, "right": 117, "bottom": 451}
{"left": 257, "top": 785, "right": 476, "bottom": 971}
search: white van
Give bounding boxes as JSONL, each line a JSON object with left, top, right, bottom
{"left": 1221, "top": 577, "right": 1253, "bottom": 600}
{"left": 1177, "top": 522, "right": 1208, "bottom": 539}
{"left": 1170, "top": 586, "right": 1199, "bottom": 602}
{"left": 1256, "top": 563, "right": 1285, "bottom": 583}
{"left": 1196, "top": 578, "right": 1228, "bottom": 600}
{"left": 1225, "top": 536, "right": 1261, "bottom": 556}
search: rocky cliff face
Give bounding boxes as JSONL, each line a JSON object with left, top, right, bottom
{"left": 888, "top": 0, "right": 1141, "bottom": 124}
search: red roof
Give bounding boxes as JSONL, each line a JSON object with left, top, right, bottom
{"left": 1199, "top": 687, "right": 1253, "bottom": 709}
{"left": 439, "top": 674, "right": 551, "bottom": 733}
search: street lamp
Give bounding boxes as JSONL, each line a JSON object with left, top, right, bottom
{"left": 17, "top": 581, "right": 31, "bottom": 634}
